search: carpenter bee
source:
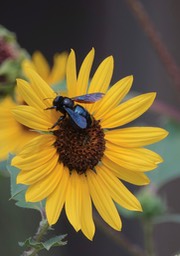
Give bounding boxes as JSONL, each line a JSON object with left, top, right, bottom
{"left": 45, "top": 92, "right": 104, "bottom": 129}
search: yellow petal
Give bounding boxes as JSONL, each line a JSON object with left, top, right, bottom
{"left": 87, "top": 56, "right": 114, "bottom": 114}
{"left": 105, "top": 142, "right": 158, "bottom": 171}
{"left": 105, "top": 127, "right": 168, "bottom": 147}
{"left": 87, "top": 170, "right": 122, "bottom": 231}
{"left": 0, "top": 98, "right": 38, "bottom": 148}
{"left": 76, "top": 48, "right": 95, "bottom": 95}
{"left": 0, "top": 126, "right": 36, "bottom": 160}
{"left": 101, "top": 93, "right": 156, "bottom": 128}
{"left": 48, "top": 52, "right": 68, "bottom": 84}
{"left": 23, "top": 67, "right": 56, "bottom": 108}
{"left": 22, "top": 59, "right": 36, "bottom": 73}
{"left": 18, "top": 134, "right": 56, "bottom": 158}
{"left": 80, "top": 174, "right": 95, "bottom": 240}
{"left": 101, "top": 156, "right": 150, "bottom": 185}
{"left": 93, "top": 76, "right": 133, "bottom": 119}
{"left": 12, "top": 147, "right": 57, "bottom": 170}
{"left": 17, "top": 79, "right": 46, "bottom": 110}
{"left": 65, "top": 171, "right": 81, "bottom": 231}
{"left": 66, "top": 49, "right": 77, "bottom": 97}
{"left": 25, "top": 163, "right": 63, "bottom": 202}
{"left": 46, "top": 165, "right": 69, "bottom": 225}
{"left": 88, "top": 56, "right": 113, "bottom": 93}
{"left": 0, "top": 97, "right": 17, "bottom": 127}
{"left": 32, "top": 51, "right": 50, "bottom": 81}
{"left": 12, "top": 106, "right": 54, "bottom": 131}
{"left": 96, "top": 165, "right": 142, "bottom": 211}
{"left": 135, "top": 148, "right": 163, "bottom": 164}
{"left": 17, "top": 154, "right": 59, "bottom": 185}
{"left": 14, "top": 129, "right": 37, "bottom": 154}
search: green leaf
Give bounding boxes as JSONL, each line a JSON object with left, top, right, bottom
{"left": 147, "top": 120, "right": 180, "bottom": 188}
{"left": 7, "top": 154, "right": 27, "bottom": 199}
{"left": 7, "top": 154, "right": 43, "bottom": 211}
{"left": 0, "top": 160, "right": 9, "bottom": 176}
{"left": 41, "top": 235, "right": 67, "bottom": 250}
{"left": 0, "top": 24, "right": 16, "bottom": 42}
{"left": 19, "top": 234, "right": 67, "bottom": 251}
{"left": 18, "top": 238, "right": 42, "bottom": 250}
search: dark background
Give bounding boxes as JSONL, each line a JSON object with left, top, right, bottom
{"left": 0, "top": 0, "right": 180, "bottom": 255}
{"left": 1, "top": 0, "right": 180, "bottom": 106}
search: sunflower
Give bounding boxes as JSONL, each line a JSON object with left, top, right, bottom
{"left": 0, "top": 95, "right": 37, "bottom": 160}
{"left": 0, "top": 51, "right": 68, "bottom": 161}
{"left": 23, "top": 51, "right": 68, "bottom": 85}
{"left": 11, "top": 48, "right": 168, "bottom": 240}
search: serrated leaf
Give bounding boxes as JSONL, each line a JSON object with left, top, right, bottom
{"left": 147, "top": 120, "right": 180, "bottom": 188}
{"left": 7, "top": 154, "right": 44, "bottom": 211}
{"left": 41, "top": 235, "right": 67, "bottom": 250}
{"left": 19, "top": 237, "right": 42, "bottom": 250}
{"left": 7, "top": 154, "right": 27, "bottom": 199}
{"left": 14, "top": 190, "right": 45, "bottom": 211}
{"left": 19, "top": 234, "right": 67, "bottom": 251}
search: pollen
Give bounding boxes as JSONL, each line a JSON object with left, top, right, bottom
{"left": 53, "top": 118, "right": 105, "bottom": 174}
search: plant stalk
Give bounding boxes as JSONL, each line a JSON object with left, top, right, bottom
{"left": 125, "top": 0, "right": 180, "bottom": 99}
{"left": 142, "top": 218, "right": 155, "bottom": 256}
{"left": 21, "top": 220, "right": 49, "bottom": 256}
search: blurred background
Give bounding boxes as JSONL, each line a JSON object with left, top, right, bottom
{"left": 0, "top": 0, "right": 179, "bottom": 255}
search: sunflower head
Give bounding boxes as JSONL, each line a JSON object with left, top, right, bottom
{"left": 11, "top": 48, "right": 168, "bottom": 240}
{"left": 22, "top": 51, "right": 68, "bottom": 85}
{"left": 54, "top": 118, "right": 105, "bottom": 174}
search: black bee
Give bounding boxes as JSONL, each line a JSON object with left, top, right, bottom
{"left": 45, "top": 92, "right": 104, "bottom": 129}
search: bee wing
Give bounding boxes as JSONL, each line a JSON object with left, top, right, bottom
{"left": 64, "top": 107, "right": 87, "bottom": 129}
{"left": 72, "top": 92, "right": 104, "bottom": 103}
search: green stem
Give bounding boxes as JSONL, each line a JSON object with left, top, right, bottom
{"left": 142, "top": 218, "right": 155, "bottom": 256}
{"left": 21, "top": 220, "right": 49, "bottom": 256}
{"left": 34, "top": 220, "right": 49, "bottom": 245}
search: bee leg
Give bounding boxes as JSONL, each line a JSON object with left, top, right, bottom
{"left": 50, "top": 115, "right": 66, "bottom": 129}
{"left": 44, "top": 106, "right": 56, "bottom": 110}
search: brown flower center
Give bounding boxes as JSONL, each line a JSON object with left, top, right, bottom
{"left": 53, "top": 118, "right": 105, "bottom": 174}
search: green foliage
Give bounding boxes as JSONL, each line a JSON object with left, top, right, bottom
{"left": 0, "top": 25, "right": 16, "bottom": 42}
{"left": 0, "top": 160, "right": 8, "bottom": 176}
{"left": 7, "top": 154, "right": 44, "bottom": 211}
{"left": 7, "top": 154, "right": 68, "bottom": 255}
{"left": 18, "top": 219, "right": 67, "bottom": 255}
{"left": 0, "top": 25, "right": 29, "bottom": 97}
{"left": 137, "top": 187, "right": 167, "bottom": 220}
{"left": 117, "top": 187, "right": 167, "bottom": 220}
{"left": 19, "top": 234, "right": 67, "bottom": 251}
